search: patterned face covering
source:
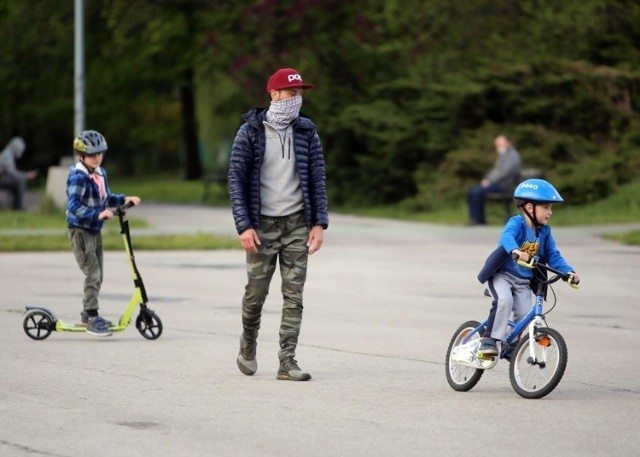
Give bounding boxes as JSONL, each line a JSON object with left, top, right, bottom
{"left": 265, "top": 95, "right": 302, "bottom": 130}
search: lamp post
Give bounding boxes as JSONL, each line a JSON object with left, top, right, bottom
{"left": 74, "top": 0, "right": 85, "bottom": 135}
{"left": 45, "top": 0, "right": 85, "bottom": 208}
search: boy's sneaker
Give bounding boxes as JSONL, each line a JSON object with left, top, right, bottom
{"left": 81, "top": 312, "right": 112, "bottom": 327}
{"left": 477, "top": 337, "right": 499, "bottom": 356}
{"left": 86, "top": 316, "right": 112, "bottom": 337}
{"left": 237, "top": 335, "right": 257, "bottom": 376}
{"left": 276, "top": 357, "right": 311, "bottom": 382}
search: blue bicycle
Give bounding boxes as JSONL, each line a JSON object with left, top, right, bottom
{"left": 445, "top": 256, "right": 578, "bottom": 399}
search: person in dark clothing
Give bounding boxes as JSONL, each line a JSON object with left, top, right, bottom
{"left": 228, "top": 68, "right": 329, "bottom": 382}
{"left": 467, "top": 135, "right": 521, "bottom": 225}
{"left": 0, "top": 137, "right": 38, "bottom": 210}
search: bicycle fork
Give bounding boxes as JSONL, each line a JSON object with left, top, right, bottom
{"left": 527, "top": 316, "right": 548, "bottom": 367}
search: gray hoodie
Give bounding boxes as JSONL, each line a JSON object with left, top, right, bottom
{"left": 0, "top": 137, "right": 27, "bottom": 179}
{"left": 485, "top": 146, "right": 521, "bottom": 189}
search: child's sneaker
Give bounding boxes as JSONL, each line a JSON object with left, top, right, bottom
{"left": 81, "top": 312, "right": 112, "bottom": 327}
{"left": 276, "top": 357, "right": 311, "bottom": 381}
{"left": 86, "top": 316, "right": 112, "bottom": 337}
{"left": 477, "top": 337, "right": 499, "bottom": 356}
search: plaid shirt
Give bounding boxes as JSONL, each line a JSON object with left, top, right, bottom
{"left": 66, "top": 163, "right": 125, "bottom": 233}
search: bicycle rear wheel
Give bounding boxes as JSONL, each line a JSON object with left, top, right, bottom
{"left": 509, "top": 327, "right": 567, "bottom": 399}
{"left": 446, "top": 320, "right": 484, "bottom": 391}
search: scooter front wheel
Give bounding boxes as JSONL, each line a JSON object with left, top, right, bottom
{"left": 23, "top": 311, "right": 55, "bottom": 340}
{"left": 136, "top": 311, "right": 163, "bottom": 340}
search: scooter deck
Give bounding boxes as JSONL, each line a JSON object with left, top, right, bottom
{"left": 56, "top": 320, "right": 128, "bottom": 333}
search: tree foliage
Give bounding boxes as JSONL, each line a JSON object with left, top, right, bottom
{"left": 0, "top": 0, "right": 639, "bottom": 205}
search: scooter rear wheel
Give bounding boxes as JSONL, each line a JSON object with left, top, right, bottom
{"left": 23, "top": 311, "right": 54, "bottom": 340}
{"left": 136, "top": 311, "right": 163, "bottom": 340}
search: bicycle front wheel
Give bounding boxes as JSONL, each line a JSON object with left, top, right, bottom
{"left": 509, "top": 327, "right": 567, "bottom": 399}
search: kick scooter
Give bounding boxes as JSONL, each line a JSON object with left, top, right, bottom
{"left": 22, "top": 202, "right": 163, "bottom": 340}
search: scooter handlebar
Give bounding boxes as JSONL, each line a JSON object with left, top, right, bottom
{"left": 113, "top": 201, "right": 135, "bottom": 216}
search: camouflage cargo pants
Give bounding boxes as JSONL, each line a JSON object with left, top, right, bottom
{"left": 242, "top": 211, "right": 309, "bottom": 361}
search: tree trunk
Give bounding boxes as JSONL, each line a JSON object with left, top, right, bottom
{"left": 180, "top": 66, "right": 202, "bottom": 180}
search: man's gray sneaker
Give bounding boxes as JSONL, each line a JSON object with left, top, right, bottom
{"left": 86, "top": 316, "right": 112, "bottom": 337}
{"left": 276, "top": 357, "right": 311, "bottom": 381}
{"left": 81, "top": 312, "right": 112, "bottom": 327}
{"left": 237, "top": 335, "right": 257, "bottom": 376}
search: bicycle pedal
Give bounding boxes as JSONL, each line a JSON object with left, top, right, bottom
{"left": 476, "top": 353, "right": 495, "bottom": 361}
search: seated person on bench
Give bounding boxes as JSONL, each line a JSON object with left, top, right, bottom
{"left": 0, "top": 137, "right": 38, "bottom": 210}
{"left": 466, "top": 135, "right": 521, "bottom": 226}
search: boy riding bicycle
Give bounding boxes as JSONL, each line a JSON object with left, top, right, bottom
{"left": 476, "top": 179, "right": 580, "bottom": 356}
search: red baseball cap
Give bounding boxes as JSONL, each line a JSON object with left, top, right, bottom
{"left": 266, "top": 68, "right": 315, "bottom": 92}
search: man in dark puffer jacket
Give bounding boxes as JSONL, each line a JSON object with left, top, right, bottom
{"left": 228, "top": 68, "right": 328, "bottom": 382}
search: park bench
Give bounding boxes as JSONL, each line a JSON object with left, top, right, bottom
{"left": 0, "top": 187, "right": 10, "bottom": 207}
{"left": 0, "top": 171, "right": 14, "bottom": 208}
{"left": 484, "top": 168, "right": 544, "bottom": 221}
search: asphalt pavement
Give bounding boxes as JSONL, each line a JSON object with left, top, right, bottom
{"left": 1, "top": 203, "right": 639, "bottom": 457}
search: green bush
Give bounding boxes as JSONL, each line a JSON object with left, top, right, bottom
{"left": 405, "top": 62, "right": 640, "bottom": 210}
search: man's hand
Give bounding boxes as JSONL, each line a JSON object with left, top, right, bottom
{"left": 481, "top": 178, "right": 490, "bottom": 188}
{"left": 26, "top": 170, "right": 38, "bottom": 180}
{"left": 240, "top": 228, "right": 261, "bottom": 254}
{"left": 125, "top": 196, "right": 142, "bottom": 206}
{"left": 98, "top": 209, "right": 114, "bottom": 220}
{"left": 568, "top": 272, "right": 580, "bottom": 285}
{"left": 307, "top": 225, "right": 324, "bottom": 255}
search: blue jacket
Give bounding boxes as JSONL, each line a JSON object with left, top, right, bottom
{"left": 477, "top": 215, "right": 574, "bottom": 283}
{"left": 66, "top": 163, "right": 125, "bottom": 233}
{"left": 228, "top": 108, "right": 329, "bottom": 234}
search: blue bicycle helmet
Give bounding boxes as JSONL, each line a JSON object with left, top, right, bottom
{"left": 73, "top": 130, "right": 108, "bottom": 155}
{"left": 513, "top": 179, "right": 564, "bottom": 205}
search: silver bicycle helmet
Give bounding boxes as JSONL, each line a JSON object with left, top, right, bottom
{"left": 73, "top": 130, "right": 108, "bottom": 155}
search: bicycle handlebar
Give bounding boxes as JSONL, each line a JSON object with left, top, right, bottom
{"left": 511, "top": 252, "right": 579, "bottom": 289}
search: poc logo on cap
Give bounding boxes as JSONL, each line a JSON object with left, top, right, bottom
{"left": 288, "top": 74, "right": 303, "bottom": 82}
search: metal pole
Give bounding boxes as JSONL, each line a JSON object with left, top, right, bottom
{"left": 74, "top": 0, "right": 85, "bottom": 135}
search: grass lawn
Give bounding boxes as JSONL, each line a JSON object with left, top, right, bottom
{"left": 0, "top": 208, "right": 148, "bottom": 230}
{"left": 0, "top": 210, "right": 67, "bottom": 229}
{"left": 0, "top": 178, "right": 236, "bottom": 251}
{"left": 0, "top": 232, "right": 238, "bottom": 252}
{"left": 345, "top": 178, "right": 640, "bottom": 227}
{"left": 109, "top": 175, "right": 229, "bottom": 206}
{"left": 603, "top": 231, "right": 640, "bottom": 246}
{"left": 3, "top": 175, "right": 638, "bottom": 251}
{"left": 109, "top": 174, "right": 640, "bottom": 227}
{"left": 339, "top": 202, "right": 470, "bottom": 225}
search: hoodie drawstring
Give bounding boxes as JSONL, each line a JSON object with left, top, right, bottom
{"left": 277, "top": 129, "right": 291, "bottom": 160}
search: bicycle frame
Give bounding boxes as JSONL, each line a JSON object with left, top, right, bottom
{"left": 460, "top": 258, "right": 575, "bottom": 364}
{"left": 461, "top": 293, "right": 545, "bottom": 361}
